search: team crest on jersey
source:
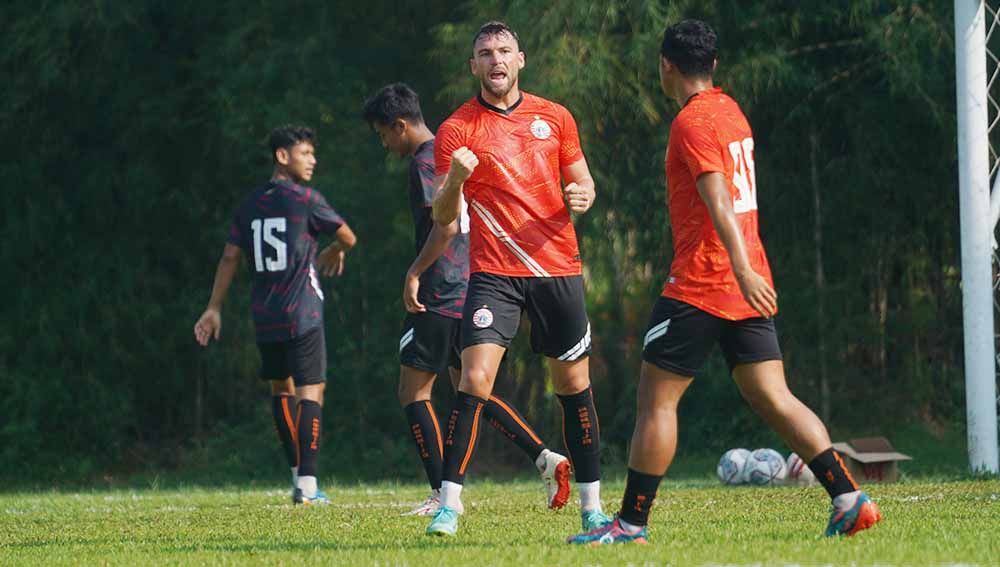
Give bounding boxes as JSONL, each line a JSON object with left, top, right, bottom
{"left": 530, "top": 118, "right": 552, "bottom": 140}
{"left": 472, "top": 306, "right": 494, "bottom": 328}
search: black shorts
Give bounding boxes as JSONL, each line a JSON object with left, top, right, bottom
{"left": 641, "top": 297, "right": 782, "bottom": 376}
{"left": 399, "top": 311, "right": 462, "bottom": 373}
{"left": 257, "top": 326, "right": 327, "bottom": 386}
{"left": 461, "top": 273, "right": 591, "bottom": 361}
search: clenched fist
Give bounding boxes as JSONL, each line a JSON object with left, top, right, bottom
{"left": 450, "top": 147, "right": 479, "bottom": 183}
{"left": 563, "top": 182, "right": 595, "bottom": 213}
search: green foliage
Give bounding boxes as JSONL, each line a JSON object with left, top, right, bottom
{"left": 0, "top": 0, "right": 974, "bottom": 482}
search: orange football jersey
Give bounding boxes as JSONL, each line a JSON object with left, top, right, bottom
{"left": 435, "top": 92, "right": 584, "bottom": 277}
{"left": 662, "top": 87, "right": 775, "bottom": 320}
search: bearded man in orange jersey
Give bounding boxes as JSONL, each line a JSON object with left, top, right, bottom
{"left": 425, "top": 21, "right": 610, "bottom": 537}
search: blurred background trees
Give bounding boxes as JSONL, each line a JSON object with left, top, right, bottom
{"left": 0, "top": 0, "right": 965, "bottom": 483}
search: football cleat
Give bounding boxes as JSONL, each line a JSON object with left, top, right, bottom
{"left": 567, "top": 516, "right": 648, "bottom": 545}
{"left": 403, "top": 493, "right": 441, "bottom": 516}
{"left": 825, "top": 492, "right": 882, "bottom": 537}
{"left": 581, "top": 508, "right": 613, "bottom": 532}
{"left": 539, "top": 451, "right": 572, "bottom": 510}
{"left": 426, "top": 505, "right": 460, "bottom": 536}
{"left": 292, "top": 488, "right": 331, "bottom": 506}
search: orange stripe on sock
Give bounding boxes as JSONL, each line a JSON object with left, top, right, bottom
{"left": 458, "top": 403, "right": 483, "bottom": 476}
{"left": 280, "top": 396, "right": 298, "bottom": 445}
{"left": 295, "top": 404, "right": 302, "bottom": 467}
{"left": 425, "top": 400, "right": 444, "bottom": 458}
{"left": 833, "top": 451, "right": 859, "bottom": 490}
{"left": 489, "top": 396, "right": 543, "bottom": 445}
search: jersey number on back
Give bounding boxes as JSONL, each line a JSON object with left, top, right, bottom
{"left": 728, "top": 138, "right": 758, "bottom": 213}
{"left": 250, "top": 217, "right": 287, "bottom": 272}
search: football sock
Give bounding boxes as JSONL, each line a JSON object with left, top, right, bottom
{"left": 297, "top": 474, "right": 317, "bottom": 497}
{"left": 440, "top": 480, "right": 464, "bottom": 511}
{"left": 485, "top": 395, "right": 545, "bottom": 461}
{"left": 441, "top": 392, "right": 487, "bottom": 485}
{"left": 557, "top": 386, "right": 601, "bottom": 483}
{"left": 578, "top": 480, "right": 602, "bottom": 512}
{"left": 619, "top": 468, "right": 663, "bottom": 527}
{"left": 296, "top": 400, "right": 323, "bottom": 479}
{"left": 290, "top": 466, "right": 298, "bottom": 488}
{"left": 833, "top": 490, "right": 863, "bottom": 511}
{"left": 404, "top": 400, "right": 444, "bottom": 491}
{"left": 271, "top": 394, "right": 298, "bottom": 468}
{"left": 808, "top": 447, "right": 860, "bottom": 499}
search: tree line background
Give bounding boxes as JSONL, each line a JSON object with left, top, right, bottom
{"left": 1, "top": 0, "right": 973, "bottom": 484}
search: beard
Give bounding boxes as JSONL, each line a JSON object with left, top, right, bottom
{"left": 482, "top": 73, "right": 516, "bottom": 99}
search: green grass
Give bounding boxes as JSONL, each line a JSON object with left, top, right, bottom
{"left": 1, "top": 477, "right": 998, "bottom": 566}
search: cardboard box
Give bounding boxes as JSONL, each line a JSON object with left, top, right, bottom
{"left": 831, "top": 436, "right": 912, "bottom": 483}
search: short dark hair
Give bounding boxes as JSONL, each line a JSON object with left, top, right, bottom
{"left": 362, "top": 83, "right": 425, "bottom": 127}
{"left": 268, "top": 125, "right": 315, "bottom": 161}
{"left": 661, "top": 20, "right": 718, "bottom": 77}
{"left": 473, "top": 20, "right": 519, "bottom": 47}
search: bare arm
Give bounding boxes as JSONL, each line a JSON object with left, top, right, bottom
{"left": 561, "top": 157, "right": 596, "bottom": 214}
{"left": 317, "top": 223, "right": 357, "bottom": 277}
{"left": 432, "top": 147, "right": 478, "bottom": 225}
{"left": 403, "top": 220, "right": 459, "bottom": 313}
{"left": 194, "top": 244, "right": 242, "bottom": 346}
{"left": 696, "top": 172, "right": 777, "bottom": 318}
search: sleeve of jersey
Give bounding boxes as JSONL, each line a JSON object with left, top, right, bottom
{"left": 558, "top": 108, "right": 584, "bottom": 168}
{"left": 675, "top": 117, "right": 725, "bottom": 178}
{"left": 225, "top": 212, "right": 244, "bottom": 248}
{"left": 309, "top": 191, "right": 345, "bottom": 234}
{"left": 433, "top": 120, "right": 464, "bottom": 177}
{"left": 411, "top": 156, "right": 437, "bottom": 207}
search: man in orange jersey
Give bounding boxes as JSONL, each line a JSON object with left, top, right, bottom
{"left": 568, "top": 20, "right": 881, "bottom": 545}
{"left": 425, "top": 21, "right": 610, "bottom": 537}
{"left": 362, "top": 82, "right": 571, "bottom": 517}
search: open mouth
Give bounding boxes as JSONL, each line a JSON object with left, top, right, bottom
{"left": 489, "top": 69, "right": 507, "bottom": 82}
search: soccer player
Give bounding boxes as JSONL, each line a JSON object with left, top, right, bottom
{"left": 363, "top": 83, "right": 572, "bottom": 516}
{"left": 193, "top": 125, "right": 356, "bottom": 505}
{"left": 424, "top": 22, "right": 610, "bottom": 537}
{"left": 567, "top": 20, "right": 882, "bottom": 545}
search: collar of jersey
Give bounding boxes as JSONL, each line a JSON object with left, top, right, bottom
{"left": 682, "top": 86, "right": 722, "bottom": 108}
{"left": 476, "top": 92, "right": 524, "bottom": 115}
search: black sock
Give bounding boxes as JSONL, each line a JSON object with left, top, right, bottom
{"left": 557, "top": 386, "right": 601, "bottom": 482}
{"left": 808, "top": 447, "right": 860, "bottom": 499}
{"left": 619, "top": 468, "right": 663, "bottom": 527}
{"left": 296, "top": 400, "right": 322, "bottom": 478}
{"left": 271, "top": 394, "right": 298, "bottom": 468}
{"left": 441, "top": 392, "right": 487, "bottom": 484}
{"left": 485, "top": 395, "right": 545, "bottom": 461}
{"left": 404, "top": 400, "right": 444, "bottom": 491}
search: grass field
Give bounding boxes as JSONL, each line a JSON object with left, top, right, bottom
{"left": 2, "top": 476, "right": 998, "bottom": 566}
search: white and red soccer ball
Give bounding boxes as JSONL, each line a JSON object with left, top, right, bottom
{"left": 786, "top": 452, "right": 817, "bottom": 485}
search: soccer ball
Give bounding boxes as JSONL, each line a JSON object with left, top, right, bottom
{"left": 786, "top": 452, "right": 817, "bottom": 485}
{"left": 742, "top": 448, "right": 788, "bottom": 485}
{"left": 717, "top": 448, "right": 751, "bottom": 485}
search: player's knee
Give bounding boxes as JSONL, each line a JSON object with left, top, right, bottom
{"left": 460, "top": 366, "right": 495, "bottom": 395}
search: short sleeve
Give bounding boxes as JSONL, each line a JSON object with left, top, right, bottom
{"left": 674, "top": 116, "right": 725, "bottom": 178}
{"left": 558, "top": 107, "right": 584, "bottom": 168}
{"left": 226, "top": 210, "right": 245, "bottom": 249}
{"left": 434, "top": 119, "right": 465, "bottom": 177}
{"left": 308, "top": 190, "right": 345, "bottom": 235}
{"left": 410, "top": 153, "right": 437, "bottom": 207}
